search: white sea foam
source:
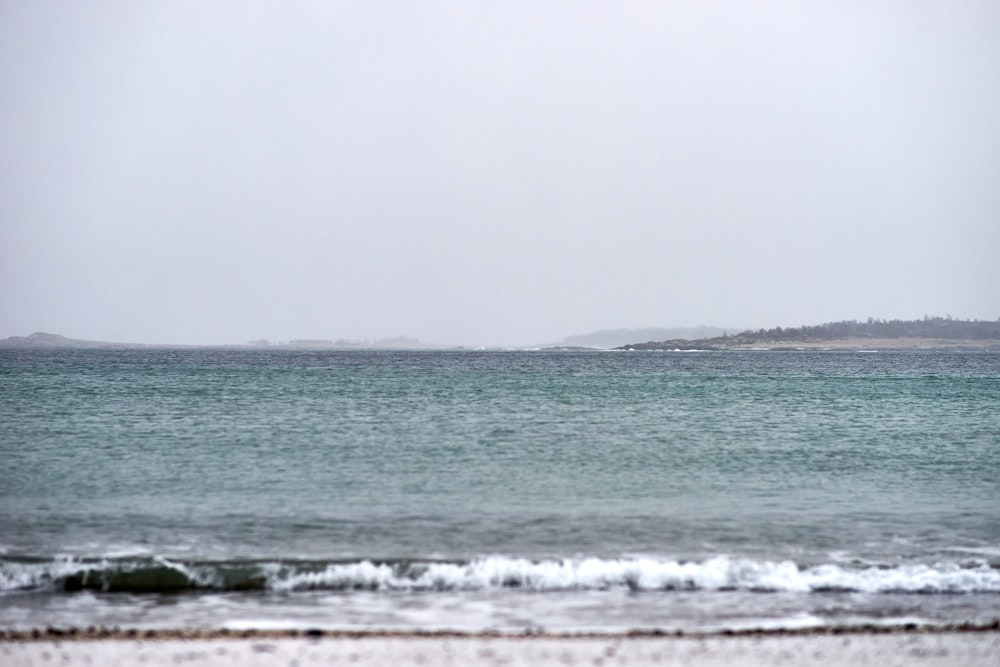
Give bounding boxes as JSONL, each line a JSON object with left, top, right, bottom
{"left": 3, "top": 555, "right": 1000, "bottom": 595}
{"left": 0, "top": 556, "right": 97, "bottom": 592}
{"left": 271, "top": 556, "right": 1000, "bottom": 594}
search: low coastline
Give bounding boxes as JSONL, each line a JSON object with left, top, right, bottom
{"left": 618, "top": 317, "right": 1000, "bottom": 351}
{"left": 620, "top": 337, "right": 1000, "bottom": 351}
{"left": 722, "top": 337, "right": 1000, "bottom": 351}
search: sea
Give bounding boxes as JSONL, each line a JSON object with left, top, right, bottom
{"left": 1, "top": 347, "right": 998, "bottom": 634}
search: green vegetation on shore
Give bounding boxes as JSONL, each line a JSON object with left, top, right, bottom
{"left": 621, "top": 316, "right": 1000, "bottom": 350}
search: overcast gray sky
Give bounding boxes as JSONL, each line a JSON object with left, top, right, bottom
{"left": 2, "top": 1, "right": 998, "bottom": 346}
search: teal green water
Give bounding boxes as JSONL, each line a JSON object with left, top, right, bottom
{"left": 1, "top": 349, "right": 998, "bottom": 631}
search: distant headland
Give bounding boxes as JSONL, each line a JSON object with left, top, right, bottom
{"left": 619, "top": 317, "right": 1000, "bottom": 351}
{"left": 0, "top": 332, "right": 147, "bottom": 349}
{"left": 3, "top": 317, "right": 999, "bottom": 351}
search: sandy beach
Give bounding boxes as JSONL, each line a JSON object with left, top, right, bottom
{"left": 3, "top": 629, "right": 1000, "bottom": 667}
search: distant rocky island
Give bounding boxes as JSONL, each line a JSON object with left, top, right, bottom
{"left": 0, "top": 332, "right": 149, "bottom": 349}
{"left": 245, "top": 336, "right": 454, "bottom": 350}
{"left": 620, "top": 317, "right": 1000, "bottom": 351}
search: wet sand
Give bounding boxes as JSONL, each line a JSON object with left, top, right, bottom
{"left": 3, "top": 627, "right": 999, "bottom": 667}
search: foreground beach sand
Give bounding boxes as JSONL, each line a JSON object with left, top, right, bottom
{"left": 4, "top": 630, "right": 999, "bottom": 666}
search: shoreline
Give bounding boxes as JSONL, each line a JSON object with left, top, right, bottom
{"left": 4, "top": 620, "right": 999, "bottom": 642}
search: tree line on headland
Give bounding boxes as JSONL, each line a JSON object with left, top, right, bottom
{"left": 737, "top": 316, "right": 1000, "bottom": 342}
{"left": 620, "top": 316, "right": 1000, "bottom": 350}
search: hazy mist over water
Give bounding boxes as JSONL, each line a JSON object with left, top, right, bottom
{"left": 1, "top": 2, "right": 998, "bottom": 346}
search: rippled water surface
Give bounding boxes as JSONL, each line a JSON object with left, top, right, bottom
{"left": 1, "top": 348, "right": 998, "bottom": 631}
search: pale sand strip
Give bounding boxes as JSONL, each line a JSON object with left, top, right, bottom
{"left": 3, "top": 633, "right": 999, "bottom": 667}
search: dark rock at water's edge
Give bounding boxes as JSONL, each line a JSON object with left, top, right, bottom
{"left": 620, "top": 339, "right": 717, "bottom": 351}
{"left": 560, "top": 327, "right": 729, "bottom": 350}
{"left": 2, "top": 619, "right": 998, "bottom": 642}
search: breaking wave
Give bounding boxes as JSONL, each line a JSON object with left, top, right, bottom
{"left": 2, "top": 555, "right": 999, "bottom": 596}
